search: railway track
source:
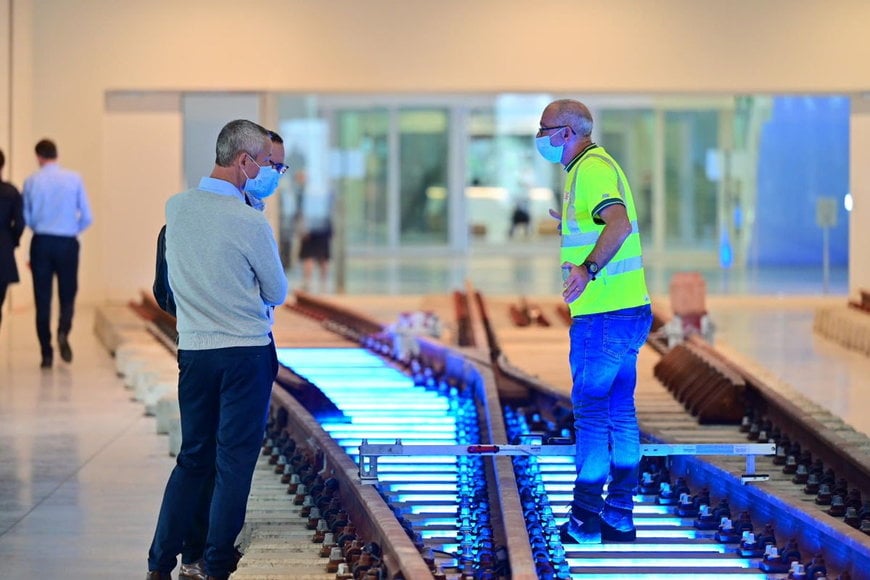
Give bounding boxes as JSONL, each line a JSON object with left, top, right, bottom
{"left": 123, "top": 290, "right": 870, "bottom": 579}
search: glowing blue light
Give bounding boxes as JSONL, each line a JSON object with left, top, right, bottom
{"left": 339, "top": 437, "right": 458, "bottom": 449}
{"left": 555, "top": 517, "right": 685, "bottom": 528}
{"left": 315, "top": 380, "right": 422, "bottom": 389}
{"left": 566, "top": 557, "right": 754, "bottom": 568}
{"left": 374, "top": 465, "right": 458, "bottom": 473}
{"left": 419, "top": 529, "right": 458, "bottom": 539}
{"left": 345, "top": 416, "right": 456, "bottom": 425}
{"left": 542, "top": 493, "right": 574, "bottom": 503}
{"left": 539, "top": 464, "right": 576, "bottom": 472}
{"left": 276, "top": 345, "right": 486, "bottom": 556}
{"left": 383, "top": 483, "right": 459, "bottom": 492}
{"left": 332, "top": 410, "right": 451, "bottom": 418}
{"left": 376, "top": 474, "right": 458, "bottom": 483}
{"left": 564, "top": 543, "right": 727, "bottom": 553}
{"left": 409, "top": 505, "right": 463, "bottom": 514}
{"left": 537, "top": 473, "right": 577, "bottom": 483}
{"left": 327, "top": 402, "right": 450, "bottom": 411}
{"left": 323, "top": 422, "right": 455, "bottom": 431}
{"left": 574, "top": 575, "right": 766, "bottom": 580}
{"left": 378, "top": 456, "right": 457, "bottom": 464}
{"left": 537, "top": 456, "right": 575, "bottom": 464}
{"left": 396, "top": 494, "right": 459, "bottom": 502}
{"left": 627, "top": 505, "right": 673, "bottom": 515}
{"left": 288, "top": 367, "right": 404, "bottom": 377}
{"left": 414, "top": 517, "right": 461, "bottom": 526}
{"left": 542, "top": 484, "right": 576, "bottom": 493}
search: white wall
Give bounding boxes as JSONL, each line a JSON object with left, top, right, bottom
{"left": 102, "top": 94, "right": 182, "bottom": 303}
{"left": 3, "top": 0, "right": 870, "bottom": 303}
{"left": 0, "top": 0, "right": 9, "bottom": 154}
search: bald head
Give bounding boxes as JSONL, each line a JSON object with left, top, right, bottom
{"left": 544, "top": 99, "right": 594, "bottom": 138}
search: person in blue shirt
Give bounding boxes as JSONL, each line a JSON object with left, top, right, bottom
{"left": 22, "top": 139, "right": 92, "bottom": 368}
{"left": 0, "top": 148, "right": 25, "bottom": 332}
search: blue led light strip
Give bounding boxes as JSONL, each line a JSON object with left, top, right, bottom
{"left": 276, "top": 346, "right": 492, "bottom": 577}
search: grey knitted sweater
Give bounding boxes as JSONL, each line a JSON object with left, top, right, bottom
{"left": 165, "top": 178, "right": 287, "bottom": 350}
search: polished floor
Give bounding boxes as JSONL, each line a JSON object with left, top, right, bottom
{"left": 313, "top": 249, "right": 849, "bottom": 297}
{"left": 0, "top": 307, "right": 175, "bottom": 578}
{"left": 0, "top": 267, "right": 867, "bottom": 577}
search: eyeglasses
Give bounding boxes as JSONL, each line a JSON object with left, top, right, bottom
{"left": 537, "top": 124, "right": 569, "bottom": 135}
{"left": 272, "top": 162, "right": 289, "bottom": 175}
{"left": 246, "top": 153, "right": 270, "bottom": 168}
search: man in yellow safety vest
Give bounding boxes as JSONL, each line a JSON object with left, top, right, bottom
{"left": 536, "top": 99, "right": 652, "bottom": 544}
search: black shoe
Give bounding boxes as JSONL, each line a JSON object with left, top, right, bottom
{"left": 40, "top": 356, "right": 52, "bottom": 369}
{"left": 180, "top": 559, "right": 206, "bottom": 580}
{"left": 559, "top": 508, "right": 601, "bottom": 544}
{"left": 58, "top": 333, "right": 72, "bottom": 363}
{"left": 146, "top": 572, "right": 172, "bottom": 580}
{"left": 601, "top": 505, "right": 637, "bottom": 542}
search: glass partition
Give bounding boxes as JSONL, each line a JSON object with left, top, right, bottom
{"left": 268, "top": 92, "right": 849, "bottom": 294}
{"left": 398, "top": 109, "right": 449, "bottom": 245}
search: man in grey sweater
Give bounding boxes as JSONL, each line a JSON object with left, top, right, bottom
{"left": 147, "top": 119, "right": 288, "bottom": 580}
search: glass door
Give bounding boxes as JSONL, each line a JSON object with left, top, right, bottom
{"left": 335, "top": 109, "right": 390, "bottom": 248}
{"left": 398, "top": 109, "right": 449, "bottom": 245}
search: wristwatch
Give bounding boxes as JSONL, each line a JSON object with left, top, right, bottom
{"left": 582, "top": 260, "right": 600, "bottom": 280}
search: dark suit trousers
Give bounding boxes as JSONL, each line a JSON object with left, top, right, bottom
{"left": 30, "top": 234, "right": 79, "bottom": 356}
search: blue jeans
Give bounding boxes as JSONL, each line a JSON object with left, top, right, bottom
{"left": 148, "top": 342, "right": 277, "bottom": 576}
{"left": 568, "top": 304, "right": 652, "bottom": 515}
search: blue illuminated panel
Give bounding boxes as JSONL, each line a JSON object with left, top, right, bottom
{"left": 277, "top": 347, "right": 490, "bottom": 576}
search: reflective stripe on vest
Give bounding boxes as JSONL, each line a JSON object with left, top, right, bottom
{"left": 562, "top": 220, "right": 640, "bottom": 248}
{"left": 605, "top": 254, "right": 644, "bottom": 276}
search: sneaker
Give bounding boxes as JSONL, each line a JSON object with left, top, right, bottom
{"left": 601, "top": 505, "right": 637, "bottom": 542}
{"left": 559, "top": 509, "right": 602, "bottom": 544}
{"left": 180, "top": 559, "right": 207, "bottom": 580}
{"left": 58, "top": 333, "right": 72, "bottom": 363}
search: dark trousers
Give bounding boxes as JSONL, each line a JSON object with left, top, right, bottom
{"left": 0, "top": 282, "right": 7, "bottom": 330}
{"left": 30, "top": 234, "right": 79, "bottom": 357}
{"left": 148, "top": 342, "right": 277, "bottom": 577}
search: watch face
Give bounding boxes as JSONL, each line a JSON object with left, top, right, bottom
{"left": 586, "top": 261, "right": 599, "bottom": 274}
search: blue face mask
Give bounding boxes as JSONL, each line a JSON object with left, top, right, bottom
{"left": 245, "top": 166, "right": 281, "bottom": 200}
{"left": 535, "top": 135, "right": 565, "bottom": 164}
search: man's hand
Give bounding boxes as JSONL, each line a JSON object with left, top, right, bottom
{"left": 561, "top": 261, "right": 590, "bottom": 303}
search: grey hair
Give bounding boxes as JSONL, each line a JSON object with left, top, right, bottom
{"left": 549, "top": 99, "right": 594, "bottom": 138}
{"left": 215, "top": 120, "right": 270, "bottom": 167}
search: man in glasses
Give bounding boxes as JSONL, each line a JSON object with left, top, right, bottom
{"left": 153, "top": 130, "right": 287, "bottom": 317}
{"left": 243, "top": 130, "right": 288, "bottom": 211}
{"left": 172, "top": 129, "right": 288, "bottom": 580}
{"left": 147, "top": 119, "right": 287, "bottom": 580}
{"left": 535, "top": 99, "right": 652, "bottom": 544}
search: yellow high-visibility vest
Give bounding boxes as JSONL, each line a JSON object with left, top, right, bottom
{"left": 561, "top": 146, "right": 650, "bottom": 316}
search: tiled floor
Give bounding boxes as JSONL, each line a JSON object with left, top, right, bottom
{"left": 294, "top": 249, "right": 849, "bottom": 297}
{"left": 0, "top": 263, "right": 866, "bottom": 577}
{"left": 0, "top": 307, "right": 174, "bottom": 578}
